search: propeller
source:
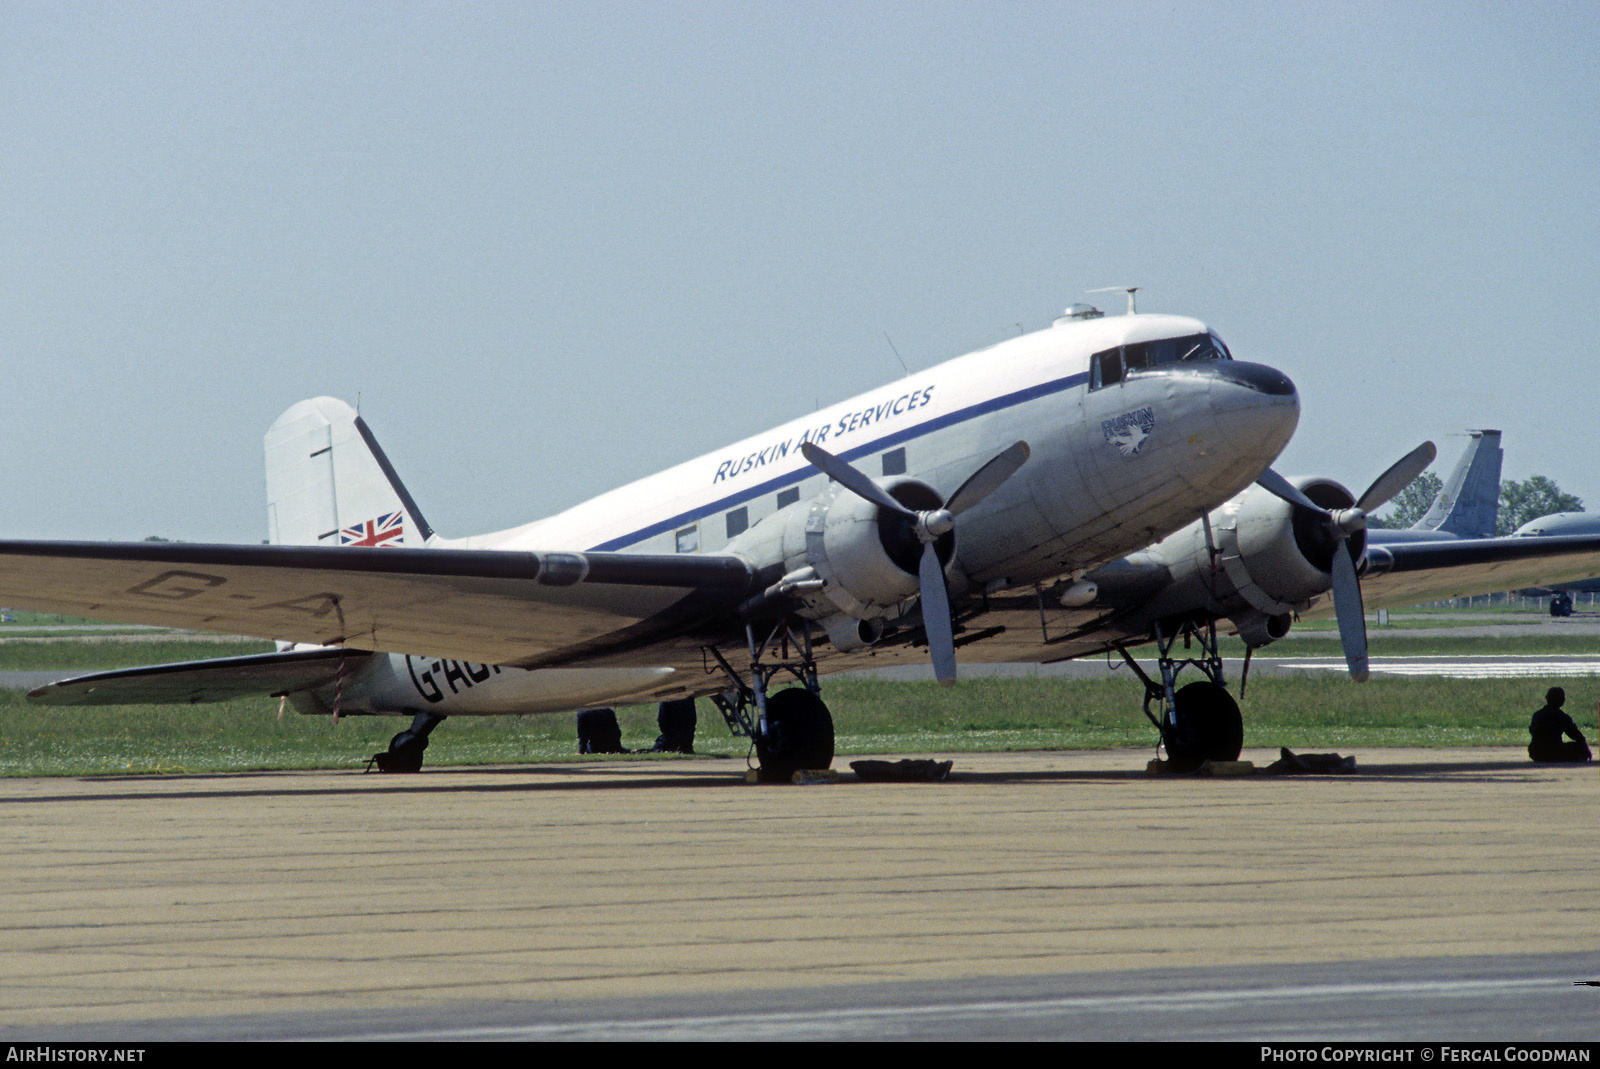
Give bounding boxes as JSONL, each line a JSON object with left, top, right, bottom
{"left": 1254, "top": 441, "right": 1437, "bottom": 681}
{"left": 801, "top": 440, "right": 1030, "bottom": 686}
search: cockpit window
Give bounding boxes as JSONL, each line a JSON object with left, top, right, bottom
{"left": 1089, "top": 331, "right": 1231, "bottom": 389}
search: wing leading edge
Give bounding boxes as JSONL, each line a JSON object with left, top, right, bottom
{"left": 0, "top": 540, "right": 755, "bottom": 669}
{"left": 1361, "top": 534, "right": 1600, "bottom": 608}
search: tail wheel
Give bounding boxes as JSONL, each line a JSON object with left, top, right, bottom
{"left": 755, "top": 688, "right": 835, "bottom": 779}
{"left": 1164, "top": 681, "right": 1243, "bottom": 770}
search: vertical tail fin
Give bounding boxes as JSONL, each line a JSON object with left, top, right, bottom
{"left": 264, "top": 397, "right": 434, "bottom": 547}
{"left": 1413, "top": 428, "right": 1502, "bottom": 538}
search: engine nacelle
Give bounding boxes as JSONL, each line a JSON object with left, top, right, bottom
{"left": 1129, "top": 476, "right": 1364, "bottom": 646}
{"left": 727, "top": 475, "right": 955, "bottom": 634}
{"left": 1218, "top": 478, "right": 1366, "bottom": 615}
{"left": 792, "top": 476, "right": 955, "bottom": 621}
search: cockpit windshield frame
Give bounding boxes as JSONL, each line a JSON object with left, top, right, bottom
{"left": 1089, "top": 331, "right": 1232, "bottom": 390}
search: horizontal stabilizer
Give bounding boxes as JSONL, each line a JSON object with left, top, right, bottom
{"left": 28, "top": 647, "right": 374, "bottom": 706}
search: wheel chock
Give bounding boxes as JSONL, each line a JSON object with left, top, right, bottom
{"left": 1198, "top": 760, "right": 1256, "bottom": 776}
{"left": 744, "top": 768, "right": 840, "bottom": 784}
{"left": 1146, "top": 758, "right": 1256, "bottom": 776}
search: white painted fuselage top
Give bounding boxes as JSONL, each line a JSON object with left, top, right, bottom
{"left": 448, "top": 313, "right": 1298, "bottom": 578}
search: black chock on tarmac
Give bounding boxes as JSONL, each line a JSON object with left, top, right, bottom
{"left": 1146, "top": 749, "right": 1358, "bottom": 776}
{"left": 849, "top": 759, "right": 954, "bottom": 782}
{"left": 1262, "top": 748, "right": 1357, "bottom": 775}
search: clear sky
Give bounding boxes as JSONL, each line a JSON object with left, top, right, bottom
{"left": 3, "top": 1, "right": 1596, "bottom": 543}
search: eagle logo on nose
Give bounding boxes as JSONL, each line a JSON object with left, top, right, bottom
{"left": 1102, "top": 407, "right": 1155, "bottom": 457}
{"left": 1110, "top": 424, "right": 1149, "bottom": 456}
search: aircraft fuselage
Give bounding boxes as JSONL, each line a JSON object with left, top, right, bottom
{"left": 297, "top": 312, "right": 1301, "bottom": 716}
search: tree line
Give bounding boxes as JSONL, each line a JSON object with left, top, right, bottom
{"left": 1370, "top": 473, "right": 1583, "bottom": 535}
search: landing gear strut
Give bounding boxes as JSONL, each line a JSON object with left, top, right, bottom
{"left": 1116, "top": 618, "right": 1243, "bottom": 771}
{"left": 368, "top": 709, "right": 448, "bottom": 773}
{"left": 706, "top": 616, "right": 835, "bottom": 780}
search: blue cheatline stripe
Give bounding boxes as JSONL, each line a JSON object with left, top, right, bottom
{"left": 586, "top": 369, "right": 1089, "bottom": 552}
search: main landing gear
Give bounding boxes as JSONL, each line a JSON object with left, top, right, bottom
{"left": 368, "top": 709, "right": 448, "bottom": 772}
{"left": 707, "top": 617, "right": 836, "bottom": 781}
{"left": 1116, "top": 618, "right": 1243, "bottom": 771}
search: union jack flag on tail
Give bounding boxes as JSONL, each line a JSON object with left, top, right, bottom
{"left": 339, "top": 511, "right": 406, "bottom": 548}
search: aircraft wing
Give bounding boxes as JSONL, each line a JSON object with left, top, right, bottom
{"left": 0, "top": 540, "right": 755, "bottom": 669}
{"left": 27, "top": 647, "right": 376, "bottom": 706}
{"left": 1360, "top": 534, "right": 1600, "bottom": 608}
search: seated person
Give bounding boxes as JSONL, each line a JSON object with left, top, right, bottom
{"left": 652, "top": 697, "right": 697, "bottom": 754}
{"left": 1528, "top": 687, "right": 1592, "bottom": 763}
{"left": 576, "top": 708, "right": 628, "bottom": 754}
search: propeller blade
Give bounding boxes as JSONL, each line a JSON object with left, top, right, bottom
{"left": 800, "top": 442, "right": 913, "bottom": 517}
{"left": 946, "top": 441, "right": 1031, "bottom": 516}
{"left": 1259, "top": 445, "right": 1432, "bottom": 683}
{"left": 1356, "top": 441, "right": 1437, "bottom": 513}
{"left": 919, "top": 542, "right": 957, "bottom": 686}
{"left": 1255, "top": 467, "right": 1327, "bottom": 516}
{"left": 802, "top": 439, "right": 1028, "bottom": 687}
{"left": 1328, "top": 541, "right": 1369, "bottom": 681}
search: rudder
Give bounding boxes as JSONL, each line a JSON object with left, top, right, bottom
{"left": 264, "top": 397, "right": 434, "bottom": 547}
{"left": 1414, "top": 428, "right": 1502, "bottom": 538}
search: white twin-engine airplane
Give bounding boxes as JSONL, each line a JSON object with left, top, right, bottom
{"left": 13, "top": 302, "right": 1600, "bottom": 774}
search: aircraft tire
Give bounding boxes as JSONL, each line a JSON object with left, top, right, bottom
{"left": 1164, "top": 681, "right": 1244, "bottom": 770}
{"left": 372, "top": 732, "right": 428, "bottom": 773}
{"left": 755, "top": 688, "right": 835, "bottom": 780}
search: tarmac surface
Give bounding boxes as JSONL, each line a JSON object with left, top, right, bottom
{"left": 3, "top": 747, "right": 1597, "bottom": 1041}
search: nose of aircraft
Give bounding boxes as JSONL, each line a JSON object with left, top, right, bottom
{"left": 1203, "top": 359, "right": 1299, "bottom": 452}
{"left": 1204, "top": 359, "right": 1298, "bottom": 401}
{"left": 1168, "top": 359, "right": 1300, "bottom": 491}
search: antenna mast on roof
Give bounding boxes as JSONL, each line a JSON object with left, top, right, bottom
{"left": 1087, "top": 286, "right": 1140, "bottom": 315}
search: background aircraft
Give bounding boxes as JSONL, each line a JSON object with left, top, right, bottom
{"left": 1363, "top": 431, "right": 1596, "bottom": 615}
{"left": 1367, "top": 429, "right": 1503, "bottom": 543}
{"left": 1513, "top": 513, "right": 1600, "bottom": 538}
{"left": 1509, "top": 512, "right": 1600, "bottom": 613}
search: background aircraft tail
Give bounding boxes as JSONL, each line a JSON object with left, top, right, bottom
{"left": 1413, "top": 428, "right": 1502, "bottom": 538}
{"left": 264, "top": 397, "right": 434, "bottom": 547}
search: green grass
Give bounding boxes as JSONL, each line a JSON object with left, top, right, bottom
{"left": 0, "top": 609, "right": 133, "bottom": 627}
{"left": 0, "top": 691, "right": 746, "bottom": 776}
{"left": 0, "top": 616, "right": 1590, "bottom": 775}
{"left": 0, "top": 673, "right": 1579, "bottom": 777}
{"left": 0, "top": 639, "right": 273, "bottom": 671}
{"left": 1220, "top": 632, "right": 1600, "bottom": 658}
{"left": 820, "top": 675, "right": 1562, "bottom": 751}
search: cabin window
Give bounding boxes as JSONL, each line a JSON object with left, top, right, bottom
{"left": 725, "top": 507, "right": 748, "bottom": 539}
{"left": 777, "top": 487, "right": 800, "bottom": 509}
{"left": 675, "top": 524, "right": 699, "bottom": 553}
{"left": 881, "top": 447, "right": 906, "bottom": 476}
